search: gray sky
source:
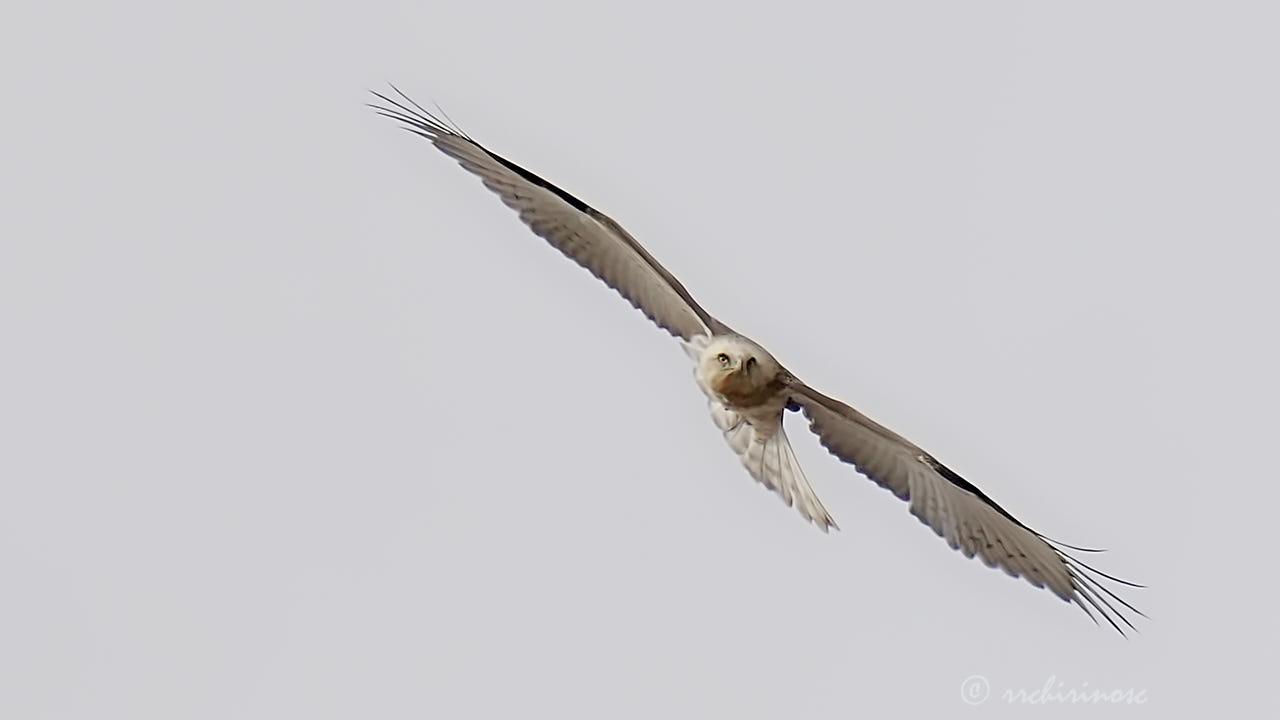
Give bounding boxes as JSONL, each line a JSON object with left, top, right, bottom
{"left": 2, "top": 1, "right": 1277, "bottom": 717}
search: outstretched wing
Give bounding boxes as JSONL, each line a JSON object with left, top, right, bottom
{"left": 787, "top": 382, "right": 1144, "bottom": 634}
{"left": 371, "top": 87, "right": 727, "bottom": 342}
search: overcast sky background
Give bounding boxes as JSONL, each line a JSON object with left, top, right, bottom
{"left": 3, "top": 1, "right": 1277, "bottom": 717}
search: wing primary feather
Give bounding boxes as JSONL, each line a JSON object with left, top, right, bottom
{"left": 1061, "top": 559, "right": 1145, "bottom": 633}
{"left": 1059, "top": 551, "right": 1147, "bottom": 589}
{"left": 372, "top": 88, "right": 594, "bottom": 213}
{"left": 369, "top": 91, "right": 452, "bottom": 137}
{"left": 1072, "top": 576, "right": 1128, "bottom": 636}
{"left": 1069, "top": 568, "right": 1133, "bottom": 635}
{"left": 386, "top": 85, "right": 446, "bottom": 127}
{"left": 387, "top": 84, "right": 471, "bottom": 144}
{"left": 1080, "top": 579, "right": 1142, "bottom": 634}
{"left": 433, "top": 102, "right": 476, "bottom": 144}
{"left": 1062, "top": 564, "right": 1149, "bottom": 620}
{"left": 1038, "top": 534, "right": 1108, "bottom": 553}
{"left": 1072, "top": 592, "right": 1103, "bottom": 629}
{"left": 369, "top": 107, "right": 434, "bottom": 136}
{"left": 387, "top": 82, "right": 476, "bottom": 143}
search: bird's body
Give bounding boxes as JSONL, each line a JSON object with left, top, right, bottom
{"left": 687, "top": 333, "right": 835, "bottom": 529}
{"left": 371, "top": 87, "right": 1143, "bottom": 633}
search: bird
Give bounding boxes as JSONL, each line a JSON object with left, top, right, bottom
{"left": 370, "top": 86, "right": 1144, "bottom": 634}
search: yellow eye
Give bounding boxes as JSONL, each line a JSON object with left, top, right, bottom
{"left": 716, "top": 352, "right": 730, "bottom": 365}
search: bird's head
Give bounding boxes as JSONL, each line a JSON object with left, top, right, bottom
{"left": 697, "top": 336, "right": 778, "bottom": 396}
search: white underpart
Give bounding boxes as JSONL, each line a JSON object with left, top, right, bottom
{"left": 682, "top": 335, "right": 837, "bottom": 531}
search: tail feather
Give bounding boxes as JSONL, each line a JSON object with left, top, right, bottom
{"left": 709, "top": 402, "right": 838, "bottom": 532}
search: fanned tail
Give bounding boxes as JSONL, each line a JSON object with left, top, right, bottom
{"left": 710, "top": 402, "right": 838, "bottom": 532}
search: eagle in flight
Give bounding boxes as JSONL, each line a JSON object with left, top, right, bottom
{"left": 371, "top": 87, "right": 1143, "bottom": 634}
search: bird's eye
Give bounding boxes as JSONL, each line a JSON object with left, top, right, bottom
{"left": 716, "top": 353, "right": 730, "bottom": 366}
{"left": 746, "top": 357, "right": 757, "bottom": 369}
